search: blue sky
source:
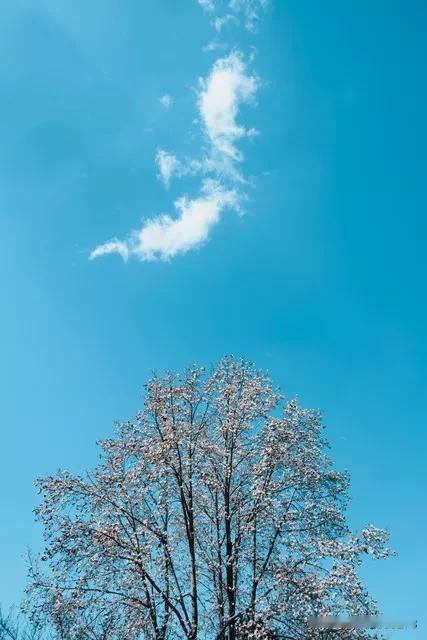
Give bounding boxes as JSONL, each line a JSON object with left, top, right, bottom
{"left": 0, "top": 0, "right": 426, "bottom": 636}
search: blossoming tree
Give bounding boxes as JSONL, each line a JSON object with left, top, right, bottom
{"left": 26, "top": 357, "right": 393, "bottom": 639}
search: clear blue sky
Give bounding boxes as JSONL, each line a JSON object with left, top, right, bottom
{"left": 0, "top": 1, "right": 425, "bottom": 637}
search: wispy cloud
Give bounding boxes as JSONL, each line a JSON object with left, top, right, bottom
{"left": 90, "top": 180, "right": 237, "bottom": 262}
{"left": 197, "top": 0, "right": 216, "bottom": 11}
{"left": 89, "top": 240, "right": 130, "bottom": 262}
{"left": 156, "top": 150, "right": 183, "bottom": 188}
{"left": 197, "top": 0, "right": 269, "bottom": 32}
{"left": 202, "top": 40, "right": 230, "bottom": 53}
{"left": 159, "top": 94, "right": 173, "bottom": 109}
{"left": 213, "top": 14, "right": 236, "bottom": 32}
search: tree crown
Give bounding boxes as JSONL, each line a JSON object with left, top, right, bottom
{"left": 26, "top": 357, "right": 393, "bottom": 640}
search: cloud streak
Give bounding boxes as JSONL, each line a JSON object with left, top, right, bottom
{"left": 90, "top": 180, "right": 237, "bottom": 262}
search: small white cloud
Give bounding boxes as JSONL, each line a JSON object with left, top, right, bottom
{"left": 213, "top": 14, "right": 235, "bottom": 32}
{"left": 90, "top": 181, "right": 238, "bottom": 262}
{"left": 229, "top": 0, "right": 269, "bottom": 31}
{"left": 247, "top": 126, "right": 259, "bottom": 138}
{"left": 203, "top": 40, "right": 230, "bottom": 53}
{"left": 156, "top": 150, "right": 183, "bottom": 188}
{"left": 89, "top": 239, "right": 129, "bottom": 261}
{"left": 159, "top": 94, "right": 173, "bottom": 109}
{"left": 197, "top": 0, "right": 268, "bottom": 32}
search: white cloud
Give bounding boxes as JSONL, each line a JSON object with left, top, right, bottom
{"left": 156, "top": 150, "right": 183, "bottom": 188}
{"left": 91, "top": 51, "right": 259, "bottom": 262}
{"left": 203, "top": 40, "right": 230, "bottom": 53}
{"left": 90, "top": 181, "right": 238, "bottom": 262}
{"left": 198, "top": 51, "right": 258, "bottom": 162}
{"left": 159, "top": 94, "right": 172, "bottom": 109}
{"left": 90, "top": 0, "right": 267, "bottom": 265}
{"left": 229, "top": 0, "right": 269, "bottom": 31}
{"left": 89, "top": 240, "right": 129, "bottom": 262}
{"left": 213, "top": 14, "right": 236, "bottom": 32}
{"left": 156, "top": 52, "right": 259, "bottom": 184}
{"left": 197, "top": 0, "right": 268, "bottom": 32}
{"left": 91, "top": 10, "right": 265, "bottom": 266}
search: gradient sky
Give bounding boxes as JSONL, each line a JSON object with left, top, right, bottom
{"left": 0, "top": 1, "right": 426, "bottom": 637}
